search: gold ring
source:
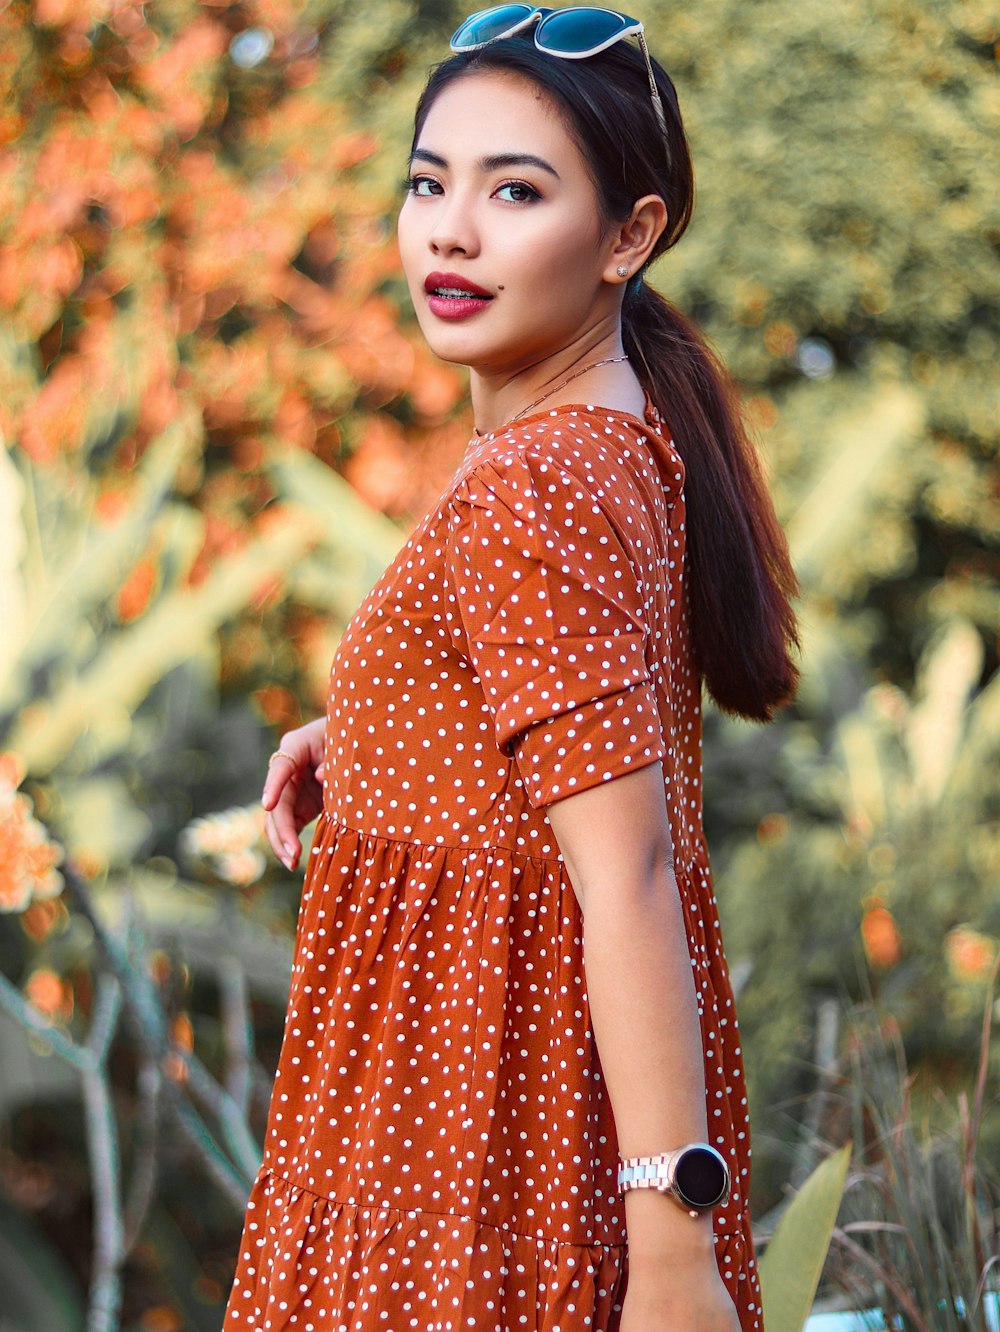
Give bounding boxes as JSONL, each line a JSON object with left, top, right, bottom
{"left": 268, "top": 749, "right": 296, "bottom": 767}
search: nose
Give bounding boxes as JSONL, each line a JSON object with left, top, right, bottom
{"left": 428, "top": 191, "right": 480, "bottom": 259}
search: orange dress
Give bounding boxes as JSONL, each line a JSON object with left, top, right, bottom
{"left": 224, "top": 400, "right": 763, "bottom": 1331}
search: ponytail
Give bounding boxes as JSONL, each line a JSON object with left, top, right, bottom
{"left": 414, "top": 40, "right": 799, "bottom": 721}
{"left": 623, "top": 282, "right": 799, "bottom": 721}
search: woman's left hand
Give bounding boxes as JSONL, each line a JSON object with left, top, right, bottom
{"left": 261, "top": 717, "right": 326, "bottom": 870}
{"left": 619, "top": 1259, "right": 741, "bottom": 1332}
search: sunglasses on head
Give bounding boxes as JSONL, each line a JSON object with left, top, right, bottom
{"left": 449, "top": 5, "right": 668, "bottom": 136}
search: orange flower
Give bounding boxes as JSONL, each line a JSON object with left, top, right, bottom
{"left": 140, "top": 1303, "right": 184, "bottom": 1332}
{"left": 217, "top": 848, "right": 267, "bottom": 887}
{"left": 861, "top": 897, "right": 901, "bottom": 970}
{"left": 21, "top": 898, "right": 64, "bottom": 941}
{"left": 0, "top": 754, "right": 64, "bottom": 913}
{"left": 20, "top": 819, "right": 64, "bottom": 899}
{"left": 945, "top": 927, "right": 997, "bottom": 982}
{"left": 0, "top": 848, "right": 33, "bottom": 913}
{"left": 25, "top": 967, "right": 74, "bottom": 1024}
{"left": 0, "top": 752, "right": 25, "bottom": 789}
{"left": 756, "top": 813, "right": 788, "bottom": 846}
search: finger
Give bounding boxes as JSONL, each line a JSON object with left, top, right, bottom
{"left": 265, "top": 807, "right": 300, "bottom": 871}
{"left": 270, "top": 773, "right": 304, "bottom": 869}
{"left": 264, "top": 811, "right": 287, "bottom": 864}
{"left": 262, "top": 750, "right": 298, "bottom": 811}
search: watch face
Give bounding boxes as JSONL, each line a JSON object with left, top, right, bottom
{"left": 674, "top": 1146, "right": 729, "bottom": 1209}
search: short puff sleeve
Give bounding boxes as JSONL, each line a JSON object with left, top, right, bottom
{"left": 445, "top": 448, "right": 666, "bottom": 808}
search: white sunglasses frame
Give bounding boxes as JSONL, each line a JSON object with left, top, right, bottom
{"left": 450, "top": 5, "right": 668, "bottom": 135}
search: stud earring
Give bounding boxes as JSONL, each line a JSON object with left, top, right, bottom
{"left": 616, "top": 264, "right": 630, "bottom": 278}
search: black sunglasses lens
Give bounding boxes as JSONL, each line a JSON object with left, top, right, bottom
{"left": 451, "top": 4, "right": 538, "bottom": 47}
{"left": 534, "top": 8, "right": 631, "bottom": 53}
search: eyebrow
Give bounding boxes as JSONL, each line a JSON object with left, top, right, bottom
{"left": 408, "top": 148, "right": 561, "bottom": 180}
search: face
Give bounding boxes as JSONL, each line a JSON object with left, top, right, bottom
{"left": 397, "top": 71, "right": 616, "bottom": 378}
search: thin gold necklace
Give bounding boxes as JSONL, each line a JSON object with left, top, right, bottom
{"left": 475, "top": 355, "right": 630, "bottom": 436}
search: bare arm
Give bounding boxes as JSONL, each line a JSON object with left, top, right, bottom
{"left": 545, "top": 762, "right": 740, "bottom": 1331}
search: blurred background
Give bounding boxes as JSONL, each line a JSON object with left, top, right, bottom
{"left": 0, "top": 0, "right": 997, "bottom": 1328}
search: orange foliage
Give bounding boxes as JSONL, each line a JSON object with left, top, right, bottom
{"left": 344, "top": 414, "right": 412, "bottom": 517}
{"left": 406, "top": 348, "right": 466, "bottom": 422}
{"left": 135, "top": 19, "right": 228, "bottom": 141}
{"left": 187, "top": 512, "right": 247, "bottom": 586}
{"left": 116, "top": 556, "right": 159, "bottom": 622}
{"left": 252, "top": 685, "right": 300, "bottom": 732}
{"left": 3, "top": 2, "right": 470, "bottom": 702}
{"left": 33, "top": 0, "right": 116, "bottom": 29}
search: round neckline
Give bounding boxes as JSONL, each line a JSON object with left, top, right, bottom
{"left": 471, "top": 393, "right": 664, "bottom": 443}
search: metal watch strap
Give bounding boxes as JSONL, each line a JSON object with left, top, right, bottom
{"left": 618, "top": 1151, "right": 681, "bottom": 1191}
{"left": 617, "top": 1144, "right": 731, "bottom": 1216}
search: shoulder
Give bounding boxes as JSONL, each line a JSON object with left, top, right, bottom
{"left": 453, "top": 403, "right": 683, "bottom": 520}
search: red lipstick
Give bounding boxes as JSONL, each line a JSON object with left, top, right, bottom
{"left": 423, "top": 271, "right": 494, "bottom": 319}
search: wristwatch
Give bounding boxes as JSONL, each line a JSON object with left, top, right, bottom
{"left": 617, "top": 1143, "right": 731, "bottom": 1216}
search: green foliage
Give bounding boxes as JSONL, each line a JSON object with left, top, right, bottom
{"left": 713, "top": 608, "right": 1000, "bottom": 1201}
{"left": 628, "top": 0, "right": 1000, "bottom": 1211}
{"left": 759, "top": 1142, "right": 852, "bottom": 1332}
{"left": 643, "top": 0, "right": 999, "bottom": 674}
{"left": 825, "top": 1004, "right": 1000, "bottom": 1329}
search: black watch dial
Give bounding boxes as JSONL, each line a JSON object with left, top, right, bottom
{"left": 674, "top": 1146, "right": 729, "bottom": 1209}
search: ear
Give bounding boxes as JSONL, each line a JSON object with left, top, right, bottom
{"left": 602, "top": 194, "right": 668, "bottom": 285}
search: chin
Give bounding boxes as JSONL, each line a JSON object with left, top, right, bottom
{"left": 418, "top": 328, "right": 486, "bottom": 369}
{"left": 424, "top": 340, "right": 476, "bottom": 367}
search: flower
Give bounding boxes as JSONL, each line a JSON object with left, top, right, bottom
{"left": 945, "top": 926, "right": 997, "bottom": 983}
{"left": 24, "top": 968, "right": 74, "bottom": 1025}
{"left": 861, "top": 897, "right": 901, "bottom": 970}
{"left": 179, "top": 804, "right": 268, "bottom": 886}
{"left": 0, "top": 755, "right": 64, "bottom": 913}
{"left": 217, "top": 848, "right": 267, "bottom": 887}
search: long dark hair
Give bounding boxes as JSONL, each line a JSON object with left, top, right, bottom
{"left": 412, "top": 34, "right": 799, "bottom": 721}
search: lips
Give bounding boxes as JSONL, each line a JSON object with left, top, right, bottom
{"left": 423, "top": 271, "right": 494, "bottom": 300}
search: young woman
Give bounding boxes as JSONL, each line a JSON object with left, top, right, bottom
{"left": 224, "top": 7, "right": 797, "bottom": 1330}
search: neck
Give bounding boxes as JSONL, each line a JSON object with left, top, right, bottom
{"left": 470, "top": 327, "right": 628, "bottom": 436}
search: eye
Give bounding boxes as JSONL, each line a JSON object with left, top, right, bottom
{"left": 405, "top": 175, "right": 443, "bottom": 197}
{"left": 494, "top": 179, "right": 541, "bottom": 204}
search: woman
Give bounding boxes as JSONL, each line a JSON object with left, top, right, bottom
{"left": 224, "top": 7, "right": 797, "bottom": 1331}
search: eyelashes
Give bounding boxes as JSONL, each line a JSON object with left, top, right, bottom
{"left": 402, "top": 175, "right": 542, "bottom": 204}
{"left": 495, "top": 180, "right": 541, "bottom": 204}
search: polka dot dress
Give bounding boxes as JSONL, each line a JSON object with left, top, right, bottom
{"left": 224, "top": 399, "right": 763, "bottom": 1331}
